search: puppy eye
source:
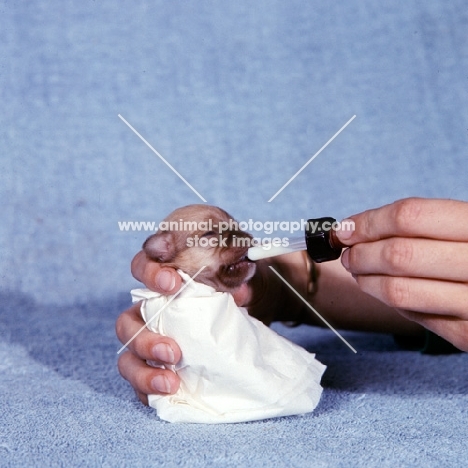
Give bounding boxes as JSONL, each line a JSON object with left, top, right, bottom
{"left": 201, "top": 230, "right": 216, "bottom": 238}
{"left": 201, "top": 231, "right": 216, "bottom": 238}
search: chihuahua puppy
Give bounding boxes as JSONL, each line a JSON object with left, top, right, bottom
{"left": 143, "top": 204, "right": 256, "bottom": 293}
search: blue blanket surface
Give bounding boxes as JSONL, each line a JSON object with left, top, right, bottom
{"left": 1, "top": 1, "right": 467, "bottom": 466}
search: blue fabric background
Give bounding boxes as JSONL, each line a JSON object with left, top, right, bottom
{"left": 1, "top": 1, "right": 467, "bottom": 466}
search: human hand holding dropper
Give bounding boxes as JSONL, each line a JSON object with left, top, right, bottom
{"left": 336, "top": 197, "right": 468, "bottom": 352}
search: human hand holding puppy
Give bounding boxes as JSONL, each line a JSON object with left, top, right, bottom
{"left": 115, "top": 256, "right": 183, "bottom": 402}
{"left": 116, "top": 205, "right": 311, "bottom": 403}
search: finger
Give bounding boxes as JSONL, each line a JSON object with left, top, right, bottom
{"left": 342, "top": 238, "right": 468, "bottom": 282}
{"left": 131, "top": 251, "right": 182, "bottom": 294}
{"left": 396, "top": 311, "right": 468, "bottom": 352}
{"left": 336, "top": 198, "right": 468, "bottom": 245}
{"left": 116, "top": 304, "right": 182, "bottom": 364}
{"left": 354, "top": 274, "right": 468, "bottom": 318}
{"left": 135, "top": 390, "right": 149, "bottom": 406}
{"left": 231, "top": 282, "right": 252, "bottom": 307}
{"left": 118, "top": 350, "right": 181, "bottom": 397}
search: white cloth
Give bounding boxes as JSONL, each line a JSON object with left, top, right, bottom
{"left": 131, "top": 271, "right": 326, "bottom": 424}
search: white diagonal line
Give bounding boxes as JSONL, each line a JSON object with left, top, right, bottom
{"left": 268, "top": 115, "right": 356, "bottom": 202}
{"left": 117, "top": 266, "right": 206, "bottom": 355}
{"left": 118, "top": 114, "right": 207, "bottom": 202}
{"left": 268, "top": 266, "right": 357, "bottom": 353}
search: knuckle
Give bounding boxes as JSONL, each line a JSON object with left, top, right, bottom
{"left": 131, "top": 333, "right": 149, "bottom": 359}
{"left": 392, "top": 198, "right": 423, "bottom": 233}
{"left": 381, "top": 276, "right": 412, "bottom": 308}
{"left": 115, "top": 313, "right": 126, "bottom": 340}
{"left": 359, "top": 208, "right": 374, "bottom": 239}
{"left": 117, "top": 351, "right": 131, "bottom": 379}
{"left": 347, "top": 245, "right": 361, "bottom": 271}
{"left": 140, "top": 369, "right": 156, "bottom": 394}
{"left": 119, "top": 352, "right": 156, "bottom": 394}
{"left": 131, "top": 251, "right": 147, "bottom": 282}
{"left": 382, "top": 238, "right": 414, "bottom": 273}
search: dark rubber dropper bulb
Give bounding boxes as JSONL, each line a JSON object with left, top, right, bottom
{"left": 305, "top": 217, "right": 347, "bottom": 263}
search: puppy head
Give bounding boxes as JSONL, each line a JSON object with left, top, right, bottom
{"left": 143, "top": 205, "right": 256, "bottom": 293}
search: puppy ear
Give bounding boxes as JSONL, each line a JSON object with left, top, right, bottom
{"left": 143, "top": 232, "right": 176, "bottom": 263}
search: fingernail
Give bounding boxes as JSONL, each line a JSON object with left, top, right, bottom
{"left": 152, "top": 343, "right": 175, "bottom": 364}
{"left": 336, "top": 218, "right": 354, "bottom": 242}
{"left": 341, "top": 248, "right": 350, "bottom": 271}
{"left": 151, "top": 375, "right": 171, "bottom": 394}
{"left": 157, "top": 270, "right": 176, "bottom": 292}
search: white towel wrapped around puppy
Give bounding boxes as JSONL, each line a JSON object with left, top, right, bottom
{"left": 131, "top": 271, "right": 326, "bottom": 424}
